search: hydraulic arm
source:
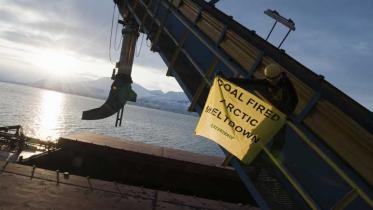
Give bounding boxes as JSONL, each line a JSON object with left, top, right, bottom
{"left": 82, "top": 17, "right": 139, "bottom": 121}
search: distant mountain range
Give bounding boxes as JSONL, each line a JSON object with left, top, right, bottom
{"left": 29, "top": 77, "right": 192, "bottom": 115}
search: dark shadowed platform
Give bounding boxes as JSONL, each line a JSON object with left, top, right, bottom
{"left": 0, "top": 160, "right": 257, "bottom": 210}
{"left": 15, "top": 133, "right": 257, "bottom": 206}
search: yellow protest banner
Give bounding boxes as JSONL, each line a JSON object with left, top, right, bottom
{"left": 195, "top": 76, "right": 286, "bottom": 164}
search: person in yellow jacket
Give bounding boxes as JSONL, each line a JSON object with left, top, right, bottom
{"left": 228, "top": 63, "right": 299, "bottom": 161}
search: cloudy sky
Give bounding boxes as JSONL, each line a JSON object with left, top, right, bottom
{"left": 0, "top": 0, "right": 372, "bottom": 109}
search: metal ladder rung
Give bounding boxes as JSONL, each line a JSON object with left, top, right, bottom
{"left": 166, "top": 29, "right": 190, "bottom": 76}
{"left": 262, "top": 146, "right": 320, "bottom": 209}
{"left": 115, "top": 106, "right": 124, "bottom": 127}
{"left": 188, "top": 57, "right": 219, "bottom": 112}
{"left": 331, "top": 189, "right": 358, "bottom": 210}
{"left": 287, "top": 121, "right": 373, "bottom": 207}
{"left": 193, "top": 6, "right": 203, "bottom": 24}
{"left": 216, "top": 25, "right": 228, "bottom": 46}
{"left": 131, "top": 0, "right": 249, "bottom": 81}
{"left": 144, "top": 0, "right": 162, "bottom": 40}
{"left": 221, "top": 147, "right": 271, "bottom": 210}
{"left": 139, "top": 0, "right": 152, "bottom": 31}
{"left": 251, "top": 92, "right": 320, "bottom": 209}
{"left": 295, "top": 75, "right": 324, "bottom": 123}
{"left": 247, "top": 52, "right": 264, "bottom": 77}
{"left": 150, "top": 0, "right": 173, "bottom": 51}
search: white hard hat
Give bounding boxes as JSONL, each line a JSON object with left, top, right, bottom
{"left": 264, "top": 64, "right": 283, "bottom": 79}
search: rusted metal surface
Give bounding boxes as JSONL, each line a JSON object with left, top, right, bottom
{"left": 0, "top": 160, "right": 256, "bottom": 210}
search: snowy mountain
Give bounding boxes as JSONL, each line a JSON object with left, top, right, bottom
{"left": 30, "top": 77, "right": 191, "bottom": 114}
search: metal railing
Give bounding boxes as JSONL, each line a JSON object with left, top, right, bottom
{"left": 121, "top": 0, "right": 373, "bottom": 208}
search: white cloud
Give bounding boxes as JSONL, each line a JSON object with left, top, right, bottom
{"left": 132, "top": 65, "right": 181, "bottom": 92}
{"left": 0, "top": 0, "right": 182, "bottom": 93}
{"left": 0, "top": 4, "right": 45, "bottom": 23}
{"left": 0, "top": 0, "right": 372, "bottom": 110}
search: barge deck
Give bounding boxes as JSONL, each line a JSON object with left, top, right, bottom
{"left": 0, "top": 132, "right": 263, "bottom": 208}
{"left": 0, "top": 159, "right": 256, "bottom": 210}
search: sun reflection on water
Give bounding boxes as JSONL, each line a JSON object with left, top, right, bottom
{"left": 35, "top": 90, "right": 65, "bottom": 141}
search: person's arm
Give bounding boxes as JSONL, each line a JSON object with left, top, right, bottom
{"left": 280, "top": 79, "right": 299, "bottom": 115}
{"left": 228, "top": 77, "right": 267, "bottom": 85}
{"left": 229, "top": 77, "right": 250, "bottom": 85}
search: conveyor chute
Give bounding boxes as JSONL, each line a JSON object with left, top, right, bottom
{"left": 82, "top": 17, "right": 139, "bottom": 122}
{"left": 82, "top": 74, "right": 136, "bottom": 120}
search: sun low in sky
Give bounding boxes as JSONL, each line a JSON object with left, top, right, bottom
{"left": 30, "top": 49, "right": 83, "bottom": 78}
{"left": 0, "top": 0, "right": 182, "bottom": 92}
{"left": 0, "top": 0, "right": 372, "bottom": 109}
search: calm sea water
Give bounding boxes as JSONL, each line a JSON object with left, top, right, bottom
{"left": 0, "top": 82, "right": 223, "bottom": 157}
